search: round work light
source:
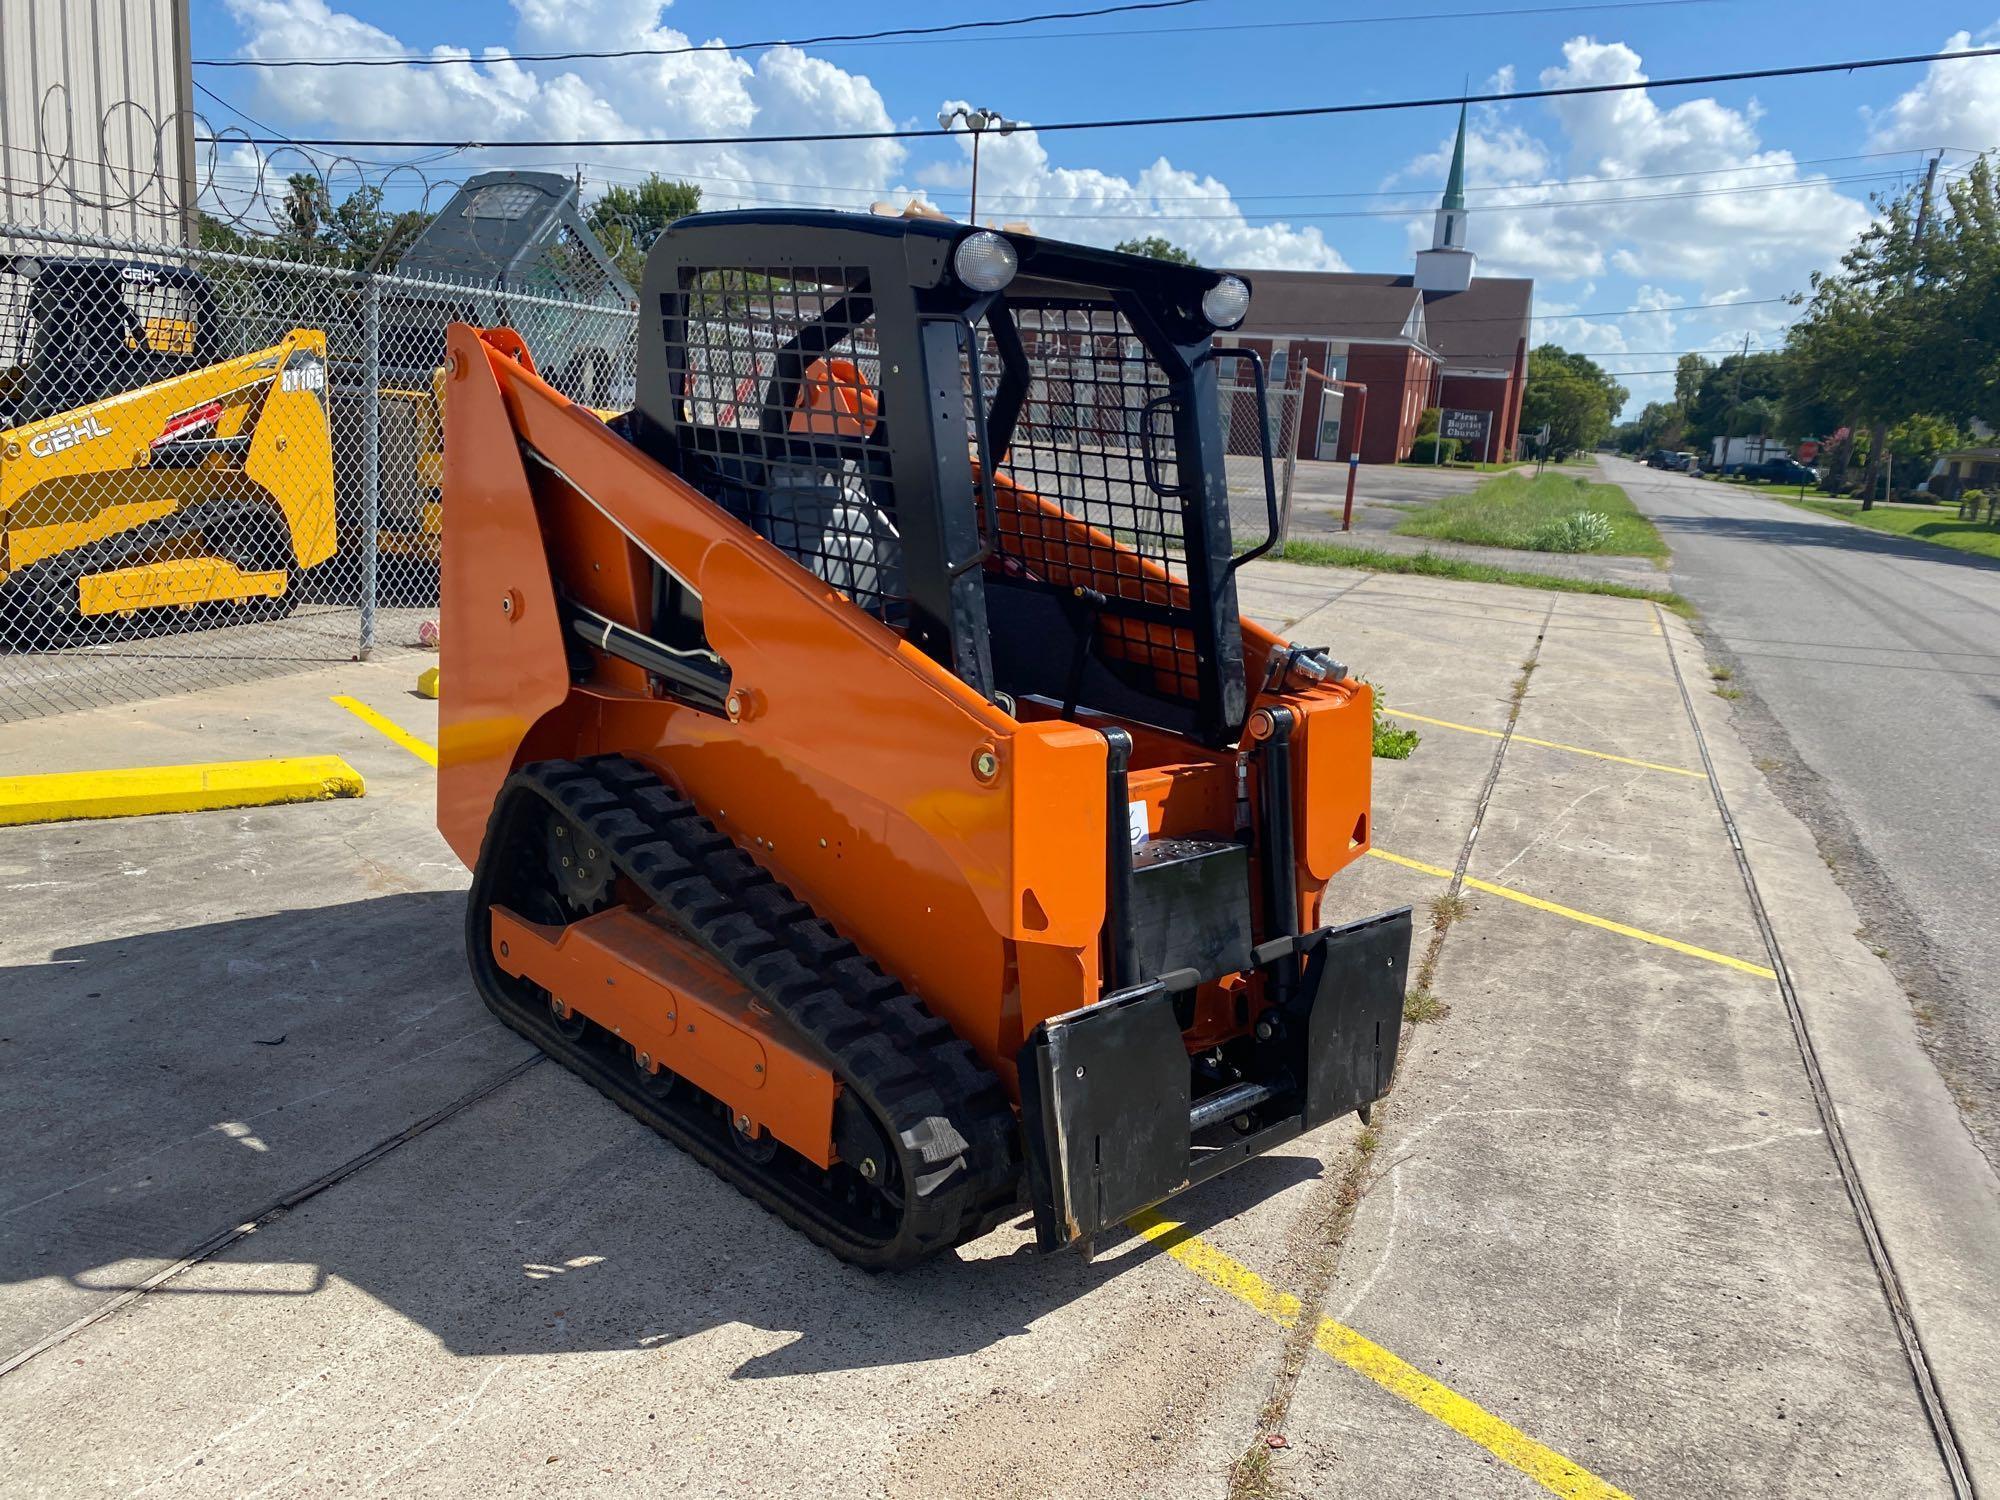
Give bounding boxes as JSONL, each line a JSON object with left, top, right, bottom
{"left": 953, "top": 231, "right": 1018, "bottom": 292}
{"left": 1201, "top": 274, "right": 1251, "bottom": 330}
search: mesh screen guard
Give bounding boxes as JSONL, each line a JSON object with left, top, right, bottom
{"left": 665, "top": 265, "right": 906, "bottom": 621}
{"left": 972, "top": 299, "right": 1207, "bottom": 712}
{"left": 635, "top": 216, "right": 1250, "bottom": 745}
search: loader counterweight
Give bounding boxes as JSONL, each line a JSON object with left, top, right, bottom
{"left": 440, "top": 211, "right": 1408, "bottom": 1267}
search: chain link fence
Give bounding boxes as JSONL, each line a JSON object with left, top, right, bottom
{"left": 0, "top": 219, "right": 1305, "bottom": 723}
{"left": 0, "top": 222, "right": 637, "bottom": 722}
{"left": 1219, "top": 375, "right": 1301, "bottom": 554}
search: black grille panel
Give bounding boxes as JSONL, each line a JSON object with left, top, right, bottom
{"left": 666, "top": 266, "right": 905, "bottom": 620}
{"left": 974, "top": 300, "right": 1204, "bottom": 711}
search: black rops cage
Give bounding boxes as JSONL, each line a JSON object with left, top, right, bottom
{"left": 0, "top": 257, "right": 225, "bottom": 427}
{"left": 630, "top": 210, "right": 1279, "bottom": 748}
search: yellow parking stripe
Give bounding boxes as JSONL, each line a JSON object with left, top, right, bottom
{"left": 1369, "top": 847, "right": 1776, "bottom": 979}
{"left": 1130, "top": 1211, "right": 1634, "bottom": 1499}
{"left": 331, "top": 694, "right": 438, "bottom": 767}
{"left": 1392, "top": 710, "right": 1703, "bottom": 778}
{"left": 0, "top": 756, "right": 363, "bottom": 827}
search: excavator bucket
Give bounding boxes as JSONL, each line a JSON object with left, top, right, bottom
{"left": 439, "top": 211, "right": 1409, "bottom": 1266}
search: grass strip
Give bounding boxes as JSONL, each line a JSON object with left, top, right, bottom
{"left": 1776, "top": 494, "right": 2000, "bottom": 561}
{"left": 1394, "top": 470, "right": 1667, "bottom": 558}
{"left": 1274, "top": 538, "right": 1694, "bottom": 614}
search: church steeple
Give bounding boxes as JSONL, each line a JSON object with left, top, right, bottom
{"left": 1416, "top": 102, "right": 1477, "bottom": 291}
{"left": 1442, "top": 103, "right": 1468, "bottom": 214}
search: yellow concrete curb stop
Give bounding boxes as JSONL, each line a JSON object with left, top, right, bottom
{"left": 0, "top": 755, "right": 365, "bottom": 828}
{"left": 416, "top": 666, "right": 440, "bottom": 700}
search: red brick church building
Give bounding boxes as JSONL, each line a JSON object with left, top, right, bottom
{"left": 1222, "top": 106, "right": 1534, "bottom": 464}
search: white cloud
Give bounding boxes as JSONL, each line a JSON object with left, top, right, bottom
{"left": 1432, "top": 37, "right": 1871, "bottom": 289}
{"left": 214, "top": 0, "right": 1344, "bottom": 269}
{"left": 220, "top": 0, "right": 906, "bottom": 212}
{"left": 1865, "top": 24, "right": 2000, "bottom": 150}
{"left": 922, "top": 107, "right": 1346, "bottom": 270}
{"left": 1385, "top": 35, "right": 1872, "bottom": 403}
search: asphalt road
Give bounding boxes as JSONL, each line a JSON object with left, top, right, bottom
{"left": 1608, "top": 455, "right": 2000, "bottom": 1166}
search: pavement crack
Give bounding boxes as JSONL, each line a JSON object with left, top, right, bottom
{"left": 0, "top": 1054, "right": 544, "bottom": 1382}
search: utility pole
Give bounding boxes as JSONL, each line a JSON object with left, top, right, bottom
{"left": 1863, "top": 152, "right": 1940, "bottom": 511}
{"left": 1723, "top": 332, "right": 1750, "bottom": 473}
{"left": 1912, "top": 151, "right": 1942, "bottom": 268}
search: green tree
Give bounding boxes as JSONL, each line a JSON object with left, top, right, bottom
{"left": 1911, "top": 156, "right": 2000, "bottom": 432}
{"left": 1520, "top": 344, "right": 1628, "bottom": 455}
{"left": 323, "top": 184, "right": 431, "bottom": 271}
{"left": 1684, "top": 350, "right": 1788, "bottom": 450}
{"left": 196, "top": 212, "right": 250, "bottom": 255}
{"left": 1780, "top": 160, "right": 2000, "bottom": 503}
{"left": 587, "top": 174, "right": 703, "bottom": 287}
{"left": 1114, "top": 235, "right": 1197, "bottom": 265}
{"left": 1625, "top": 398, "right": 1687, "bottom": 453}
{"left": 1885, "top": 413, "right": 1965, "bottom": 486}
{"left": 1673, "top": 352, "right": 1712, "bottom": 410}
{"left": 282, "top": 172, "right": 330, "bottom": 247}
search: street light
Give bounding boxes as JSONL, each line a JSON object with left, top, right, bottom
{"left": 937, "top": 105, "right": 1019, "bottom": 225}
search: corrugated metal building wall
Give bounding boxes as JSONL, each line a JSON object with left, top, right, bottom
{"left": 0, "top": 0, "right": 195, "bottom": 246}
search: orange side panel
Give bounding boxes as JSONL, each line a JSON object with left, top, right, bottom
{"left": 1259, "top": 683, "right": 1373, "bottom": 933}
{"left": 436, "top": 324, "right": 572, "bottom": 867}
{"left": 451, "top": 333, "right": 1111, "bottom": 1077}
{"left": 491, "top": 905, "right": 839, "bottom": 1165}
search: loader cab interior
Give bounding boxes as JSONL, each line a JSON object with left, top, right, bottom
{"left": 629, "top": 211, "right": 1277, "bottom": 752}
{"left": 0, "top": 256, "right": 223, "bottom": 428}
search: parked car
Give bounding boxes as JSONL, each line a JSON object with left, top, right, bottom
{"left": 1737, "top": 457, "right": 1819, "bottom": 486}
{"left": 1646, "top": 449, "right": 1677, "bottom": 469}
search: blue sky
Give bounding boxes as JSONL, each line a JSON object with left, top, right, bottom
{"left": 189, "top": 0, "right": 2000, "bottom": 409}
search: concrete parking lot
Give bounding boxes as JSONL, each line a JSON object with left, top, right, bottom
{"left": 1, "top": 560, "right": 1993, "bottom": 1497}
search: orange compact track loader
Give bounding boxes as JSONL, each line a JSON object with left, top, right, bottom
{"left": 438, "top": 212, "right": 1410, "bottom": 1267}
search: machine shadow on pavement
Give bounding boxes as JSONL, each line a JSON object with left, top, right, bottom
{"left": 0, "top": 891, "right": 1324, "bottom": 1381}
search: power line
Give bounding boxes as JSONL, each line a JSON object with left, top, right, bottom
{"left": 333, "top": 144, "right": 1966, "bottom": 208}
{"left": 1539, "top": 296, "right": 1793, "bottom": 319}
{"left": 191, "top": 78, "right": 470, "bottom": 174}
{"left": 191, "top": 0, "right": 1210, "bottom": 68}
{"left": 645, "top": 148, "right": 1968, "bottom": 205}
{"left": 196, "top": 0, "right": 1721, "bottom": 69}
{"left": 188, "top": 45, "right": 2000, "bottom": 149}
{"left": 1574, "top": 347, "right": 1789, "bottom": 356}
{"left": 1248, "top": 297, "right": 1793, "bottom": 331}
{"left": 1004, "top": 167, "right": 1933, "bottom": 220}
{"left": 965, "top": 146, "right": 1973, "bottom": 205}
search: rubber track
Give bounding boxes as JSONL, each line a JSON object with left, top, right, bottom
{"left": 0, "top": 499, "right": 292, "bottom": 639}
{"left": 469, "top": 754, "right": 1021, "bottom": 1268}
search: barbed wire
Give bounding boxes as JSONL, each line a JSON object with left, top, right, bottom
{"left": 9, "top": 86, "right": 475, "bottom": 250}
{"left": 9, "top": 91, "right": 714, "bottom": 295}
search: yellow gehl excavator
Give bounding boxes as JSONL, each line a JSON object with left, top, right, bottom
{"left": 0, "top": 254, "right": 336, "bottom": 639}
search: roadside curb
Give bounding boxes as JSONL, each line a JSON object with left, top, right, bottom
{"left": 0, "top": 755, "right": 365, "bottom": 827}
{"left": 1661, "top": 606, "right": 2000, "bottom": 1494}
